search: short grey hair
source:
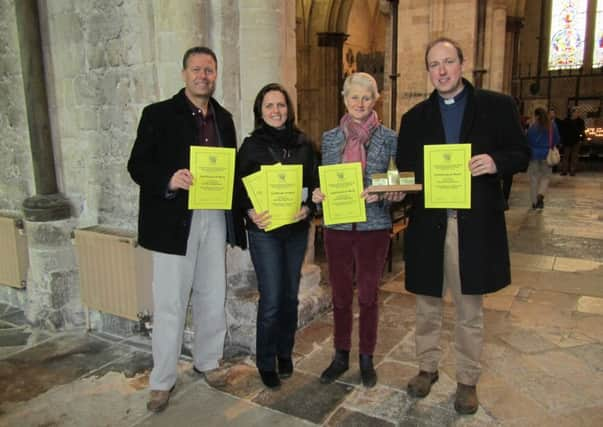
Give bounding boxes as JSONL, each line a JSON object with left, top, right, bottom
{"left": 342, "top": 72, "right": 380, "bottom": 101}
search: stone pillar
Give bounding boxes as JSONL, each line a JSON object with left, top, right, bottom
{"left": 208, "top": 2, "right": 328, "bottom": 355}
{"left": 15, "top": 0, "right": 70, "bottom": 218}
{"left": 582, "top": 0, "right": 598, "bottom": 73}
{"left": 24, "top": 219, "right": 81, "bottom": 329}
{"left": 317, "top": 32, "right": 348, "bottom": 130}
{"left": 14, "top": 0, "right": 80, "bottom": 329}
{"left": 206, "top": 0, "right": 242, "bottom": 137}
{"left": 505, "top": 16, "right": 524, "bottom": 95}
{"left": 381, "top": 2, "right": 393, "bottom": 129}
{"left": 483, "top": 0, "right": 507, "bottom": 92}
{"left": 474, "top": 0, "right": 487, "bottom": 88}
{"left": 238, "top": 0, "right": 297, "bottom": 136}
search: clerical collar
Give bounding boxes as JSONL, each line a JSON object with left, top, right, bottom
{"left": 440, "top": 85, "right": 467, "bottom": 106}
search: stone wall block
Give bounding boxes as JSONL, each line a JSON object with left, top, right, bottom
{"left": 132, "top": 68, "right": 157, "bottom": 104}
{"left": 48, "top": 6, "right": 83, "bottom": 44}
{"left": 0, "top": 57, "right": 21, "bottom": 77}
{"left": 98, "top": 73, "right": 120, "bottom": 106}
{"left": 27, "top": 247, "right": 77, "bottom": 287}
{"left": 106, "top": 39, "right": 124, "bottom": 67}
{"left": 300, "top": 264, "right": 321, "bottom": 290}
{"left": 49, "top": 271, "right": 73, "bottom": 307}
{"left": 87, "top": 310, "right": 135, "bottom": 337}
{"left": 25, "top": 287, "right": 51, "bottom": 327}
{"left": 24, "top": 218, "right": 82, "bottom": 329}
{"left": 228, "top": 271, "right": 257, "bottom": 293}
{"left": 226, "top": 246, "right": 254, "bottom": 275}
{"left": 76, "top": 106, "right": 99, "bottom": 132}
{"left": 0, "top": 285, "right": 27, "bottom": 309}
{"left": 88, "top": 43, "right": 109, "bottom": 70}
{"left": 61, "top": 47, "right": 87, "bottom": 79}
{"left": 73, "top": 74, "right": 99, "bottom": 104}
{"left": 26, "top": 221, "right": 74, "bottom": 248}
{"left": 115, "top": 77, "right": 132, "bottom": 107}
{"left": 6, "top": 103, "right": 25, "bottom": 130}
{"left": 99, "top": 106, "right": 121, "bottom": 132}
{"left": 87, "top": 14, "right": 122, "bottom": 45}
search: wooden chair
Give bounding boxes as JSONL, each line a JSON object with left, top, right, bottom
{"left": 387, "top": 215, "right": 408, "bottom": 273}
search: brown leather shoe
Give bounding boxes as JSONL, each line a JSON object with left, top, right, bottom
{"left": 454, "top": 383, "right": 479, "bottom": 414}
{"left": 146, "top": 389, "right": 171, "bottom": 413}
{"left": 194, "top": 365, "right": 229, "bottom": 388}
{"left": 407, "top": 370, "right": 439, "bottom": 398}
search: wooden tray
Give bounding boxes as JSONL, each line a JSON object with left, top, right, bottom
{"left": 367, "top": 183, "right": 423, "bottom": 193}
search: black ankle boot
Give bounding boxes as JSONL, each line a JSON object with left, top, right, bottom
{"left": 277, "top": 356, "right": 293, "bottom": 379}
{"left": 536, "top": 194, "right": 544, "bottom": 209}
{"left": 320, "top": 349, "right": 349, "bottom": 384}
{"left": 258, "top": 369, "right": 281, "bottom": 389}
{"left": 359, "top": 354, "right": 377, "bottom": 388}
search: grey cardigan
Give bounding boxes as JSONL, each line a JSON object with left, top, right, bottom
{"left": 320, "top": 124, "right": 397, "bottom": 231}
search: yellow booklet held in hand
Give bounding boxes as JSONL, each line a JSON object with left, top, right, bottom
{"left": 423, "top": 143, "right": 471, "bottom": 209}
{"left": 242, "top": 164, "right": 303, "bottom": 232}
{"left": 188, "top": 146, "right": 236, "bottom": 210}
{"left": 318, "top": 162, "right": 366, "bottom": 226}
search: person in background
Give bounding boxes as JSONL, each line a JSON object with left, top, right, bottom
{"left": 396, "top": 37, "right": 529, "bottom": 414}
{"left": 527, "top": 108, "right": 560, "bottom": 209}
{"left": 237, "top": 83, "right": 318, "bottom": 389}
{"left": 128, "top": 46, "right": 246, "bottom": 413}
{"left": 312, "top": 72, "right": 403, "bottom": 388}
{"left": 549, "top": 108, "right": 565, "bottom": 145}
{"left": 560, "top": 106, "right": 586, "bottom": 176}
{"left": 549, "top": 107, "right": 565, "bottom": 174}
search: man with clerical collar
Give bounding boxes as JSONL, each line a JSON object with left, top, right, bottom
{"left": 396, "top": 37, "right": 529, "bottom": 414}
{"left": 128, "top": 46, "right": 246, "bottom": 413}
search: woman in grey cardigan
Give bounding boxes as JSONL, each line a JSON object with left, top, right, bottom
{"left": 312, "top": 73, "right": 403, "bottom": 387}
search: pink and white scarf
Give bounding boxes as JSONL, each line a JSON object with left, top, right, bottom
{"left": 340, "top": 110, "right": 379, "bottom": 170}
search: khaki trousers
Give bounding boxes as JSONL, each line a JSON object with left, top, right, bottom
{"left": 414, "top": 216, "right": 483, "bottom": 385}
{"left": 149, "top": 210, "right": 226, "bottom": 391}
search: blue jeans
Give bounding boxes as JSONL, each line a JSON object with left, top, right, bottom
{"left": 248, "top": 227, "right": 308, "bottom": 371}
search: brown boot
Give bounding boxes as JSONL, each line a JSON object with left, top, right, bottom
{"left": 194, "top": 365, "right": 228, "bottom": 388}
{"left": 407, "top": 370, "right": 438, "bottom": 398}
{"left": 454, "top": 383, "right": 479, "bottom": 414}
{"left": 146, "top": 389, "right": 172, "bottom": 413}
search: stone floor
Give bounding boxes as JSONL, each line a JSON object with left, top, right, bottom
{"left": 1, "top": 170, "right": 603, "bottom": 426}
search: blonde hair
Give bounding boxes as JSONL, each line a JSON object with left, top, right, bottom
{"left": 342, "top": 72, "right": 380, "bottom": 100}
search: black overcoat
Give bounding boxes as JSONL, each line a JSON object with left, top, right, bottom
{"left": 396, "top": 81, "right": 529, "bottom": 296}
{"left": 127, "top": 89, "right": 247, "bottom": 255}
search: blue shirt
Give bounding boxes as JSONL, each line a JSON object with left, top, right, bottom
{"left": 439, "top": 86, "right": 468, "bottom": 144}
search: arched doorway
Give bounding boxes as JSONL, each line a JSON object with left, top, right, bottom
{"left": 295, "top": 0, "right": 388, "bottom": 147}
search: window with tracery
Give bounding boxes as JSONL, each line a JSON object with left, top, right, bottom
{"left": 593, "top": 1, "right": 603, "bottom": 68}
{"left": 548, "top": 0, "right": 588, "bottom": 70}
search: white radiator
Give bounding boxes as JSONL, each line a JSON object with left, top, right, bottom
{"left": 74, "top": 226, "right": 152, "bottom": 320}
{"left": 0, "top": 215, "right": 28, "bottom": 288}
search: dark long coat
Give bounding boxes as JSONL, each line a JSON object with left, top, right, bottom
{"left": 396, "top": 81, "right": 529, "bottom": 296}
{"left": 127, "top": 89, "right": 247, "bottom": 255}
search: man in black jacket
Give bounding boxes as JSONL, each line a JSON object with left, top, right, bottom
{"left": 396, "top": 38, "right": 529, "bottom": 415}
{"left": 128, "top": 46, "right": 246, "bottom": 413}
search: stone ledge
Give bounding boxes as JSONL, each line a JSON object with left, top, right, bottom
{"left": 225, "top": 263, "right": 331, "bottom": 354}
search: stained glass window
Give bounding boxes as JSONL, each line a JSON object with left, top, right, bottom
{"left": 593, "top": 0, "right": 603, "bottom": 68}
{"left": 548, "top": 0, "right": 588, "bottom": 70}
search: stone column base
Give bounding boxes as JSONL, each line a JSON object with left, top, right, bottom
{"left": 224, "top": 263, "right": 330, "bottom": 356}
